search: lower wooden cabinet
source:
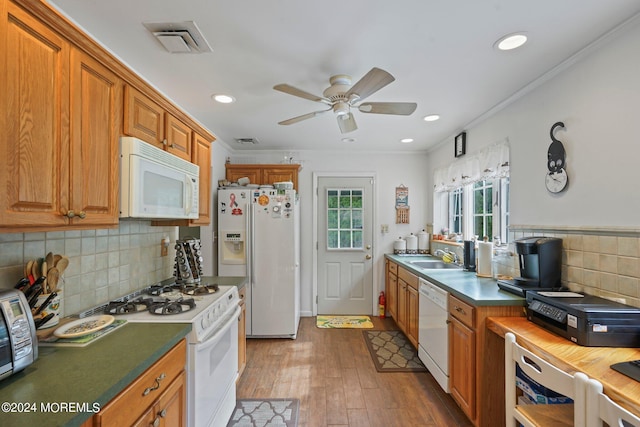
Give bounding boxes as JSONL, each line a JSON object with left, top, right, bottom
{"left": 89, "top": 339, "right": 187, "bottom": 427}
{"left": 238, "top": 286, "right": 247, "bottom": 379}
{"left": 449, "top": 312, "right": 476, "bottom": 419}
{"left": 385, "top": 260, "right": 419, "bottom": 347}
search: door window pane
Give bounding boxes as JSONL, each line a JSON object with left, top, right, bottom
{"left": 327, "top": 188, "right": 365, "bottom": 249}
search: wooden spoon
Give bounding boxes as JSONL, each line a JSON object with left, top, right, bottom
{"left": 25, "top": 260, "right": 34, "bottom": 278}
{"left": 53, "top": 254, "right": 62, "bottom": 265}
{"left": 41, "top": 261, "right": 48, "bottom": 294}
{"left": 56, "top": 257, "right": 69, "bottom": 275}
{"left": 31, "top": 260, "right": 40, "bottom": 278}
{"left": 47, "top": 268, "right": 59, "bottom": 293}
{"left": 45, "top": 252, "right": 54, "bottom": 267}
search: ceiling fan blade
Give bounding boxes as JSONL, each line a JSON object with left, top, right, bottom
{"left": 345, "top": 67, "right": 395, "bottom": 102}
{"left": 273, "top": 84, "right": 331, "bottom": 104}
{"left": 358, "top": 102, "right": 417, "bottom": 115}
{"left": 337, "top": 113, "right": 357, "bottom": 134}
{"left": 278, "top": 109, "right": 330, "bottom": 125}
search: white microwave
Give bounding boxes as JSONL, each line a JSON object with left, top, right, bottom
{"left": 120, "top": 137, "right": 199, "bottom": 219}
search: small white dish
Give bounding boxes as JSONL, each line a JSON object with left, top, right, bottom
{"left": 53, "top": 315, "right": 115, "bottom": 338}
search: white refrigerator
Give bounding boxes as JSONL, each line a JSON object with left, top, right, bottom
{"left": 217, "top": 187, "right": 300, "bottom": 339}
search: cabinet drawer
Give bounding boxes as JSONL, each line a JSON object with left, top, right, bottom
{"left": 96, "top": 339, "right": 186, "bottom": 426}
{"left": 388, "top": 261, "right": 398, "bottom": 276}
{"left": 449, "top": 295, "right": 474, "bottom": 328}
{"left": 398, "top": 266, "right": 418, "bottom": 290}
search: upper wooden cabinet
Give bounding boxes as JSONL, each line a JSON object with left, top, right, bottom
{"left": 225, "top": 164, "right": 301, "bottom": 190}
{"left": 124, "top": 86, "right": 192, "bottom": 161}
{"left": 0, "top": 1, "right": 120, "bottom": 230}
{"left": 191, "top": 133, "right": 212, "bottom": 225}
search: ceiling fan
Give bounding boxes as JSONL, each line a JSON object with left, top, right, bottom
{"left": 273, "top": 67, "right": 417, "bottom": 134}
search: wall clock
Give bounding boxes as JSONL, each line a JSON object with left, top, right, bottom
{"left": 454, "top": 132, "right": 466, "bottom": 158}
{"left": 545, "top": 122, "right": 568, "bottom": 193}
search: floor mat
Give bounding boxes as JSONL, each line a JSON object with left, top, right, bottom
{"left": 226, "top": 398, "right": 300, "bottom": 427}
{"left": 316, "top": 315, "right": 374, "bottom": 329}
{"left": 363, "top": 330, "right": 427, "bottom": 372}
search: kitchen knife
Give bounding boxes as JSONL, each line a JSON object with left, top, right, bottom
{"left": 28, "top": 286, "right": 43, "bottom": 308}
{"left": 14, "top": 277, "right": 30, "bottom": 291}
{"left": 35, "top": 313, "right": 55, "bottom": 329}
{"left": 24, "top": 277, "right": 45, "bottom": 298}
{"left": 34, "top": 292, "right": 57, "bottom": 315}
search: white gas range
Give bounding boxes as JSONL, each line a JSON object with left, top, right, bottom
{"left": 84, "top": 278, "right": 240, "bottom": 427}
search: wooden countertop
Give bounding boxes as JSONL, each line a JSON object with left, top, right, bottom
{"left": 488, "top": 316, "right": 640, "bottom": 416}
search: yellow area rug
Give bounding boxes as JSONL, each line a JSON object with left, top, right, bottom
{"left": 316, "top": 315, "right": 374, "bottom": 329}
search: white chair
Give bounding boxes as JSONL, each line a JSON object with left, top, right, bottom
{"left": 505, "top": 332, "right": 588, "bottom": 427}
{"left": 586, "top": 378, "right": 640, "bottom": 427}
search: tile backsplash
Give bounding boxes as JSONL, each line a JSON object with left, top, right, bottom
{"left": 496, "top": 228, "right": 640, "bottom": 307}
{"left": 0, "top": 220, "right": 177, "bottom": 316}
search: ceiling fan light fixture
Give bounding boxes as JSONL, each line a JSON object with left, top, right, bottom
{"left": 341, "top": 137, "right": 356, "bottom": 143}
{"left": 423, "top": 114, "right": 440, "bottom": 122}
{"left": 495, "top": 33, "right": 528, "bottom": 51}
{"left": 334, "top": 101, "right": 350, "bottom": 116}
{"left": 212, "top": 94, "right": 235, "bottom": 104}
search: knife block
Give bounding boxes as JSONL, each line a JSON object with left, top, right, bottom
{"left": 173, "top": 237, "right": 203, "bottom": 284}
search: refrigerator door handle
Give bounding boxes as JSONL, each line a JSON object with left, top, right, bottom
{"left": 249, "top": 202, "right": 255, "bottom": 287}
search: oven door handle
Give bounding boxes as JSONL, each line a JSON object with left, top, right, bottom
{"left": 198, "top": 305, "right": 241, "bottom": 347}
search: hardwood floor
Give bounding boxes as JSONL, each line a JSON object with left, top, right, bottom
{"left": 236, "top": 316, "right": 473, "bottom": 427}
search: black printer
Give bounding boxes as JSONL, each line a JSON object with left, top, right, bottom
{"left": 526, "top": 291, "right": 640, "bottom": 347}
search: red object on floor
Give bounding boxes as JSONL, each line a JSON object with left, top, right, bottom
{"left": 378, "top": 291, "right": 386, "bottom": 318}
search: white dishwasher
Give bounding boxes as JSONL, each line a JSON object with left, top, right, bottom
{"left": 418, "top": 277, "right": 450, "bottom": 393}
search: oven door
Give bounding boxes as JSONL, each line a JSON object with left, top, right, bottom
{"left": 188, "top": 305, "right": 240, "bottom": 427}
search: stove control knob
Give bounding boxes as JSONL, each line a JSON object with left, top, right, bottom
{"left": 200, "top": 317, "right": 207, "bottom": 329}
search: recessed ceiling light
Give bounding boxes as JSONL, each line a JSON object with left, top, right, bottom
{"left": 341, "top": 137, "right": 356, "bottom": 143}
{"left": 400, "top": 138, "right": 414, "bottom": 144}
{"left": 495, "top": 33, "right": 528, "bottom": 51}
{"left": 212, "top": 94, "right": 235, "bottom": 103}
{"left": 423, "top": 114, "right": 440, "bottom": 122}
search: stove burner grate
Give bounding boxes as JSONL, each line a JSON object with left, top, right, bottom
{"left": 148, "top": 297, "right": 196, "bottom": 315}
{"left": 147, "top": 284, "right": 178, "bottom": 296}
{"left": 105, "top": 297, "right": 154, "bottom": 315}
{"left": 181, "top": 283, "right": 220, "bottom": 296}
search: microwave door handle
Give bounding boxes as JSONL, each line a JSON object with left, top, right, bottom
{"left": 186, "top": 177, "right": 195, "bottom": 214}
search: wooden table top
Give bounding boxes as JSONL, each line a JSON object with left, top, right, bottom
{"left": 487, "top": 316, "right": 640, "bottom": 416}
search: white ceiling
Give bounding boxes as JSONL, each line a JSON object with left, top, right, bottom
{"left": 49, "top": 0, "right": 640, "bottom": 153}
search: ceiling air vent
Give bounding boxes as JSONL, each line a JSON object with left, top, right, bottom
{"left": 234, "top": 138, "right": 259, "bottom": 145}
{"left": 143, "top": 21, "right": 212, "bottom": 53}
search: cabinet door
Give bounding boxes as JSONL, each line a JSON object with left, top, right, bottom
{"left": 69, "top": 48, "right": 121, "bottom": 226}
{"left": 396, "top": 279, "right": 407, "bottom": 332}
{"left": 124, "top": 85, "right": 164, "bottom": 149}
{"left": 225, "top": 165, "right": 261, "bottom": 185}
{"left": 156, "top": 371, "right": 186, "bottom": 427}
{"left": 407, "top": 285, "right": 419, "bottom": 347}
{"left": 1, "top": 3, "right": 70, "bottom": 227}
{"left": 450, "top": 315, "right": 476, "bottom": 419}
{"left": 262, "top": 167, "right": 297, "bottom": 187}
{"left": 190, "top": 133, "right": 211, "bottom": 225}
{"left": 165, "top": 114, "right": 192, "bottom": 161}
{"left": 386, "top": 269, "right": 397, "bottom": 320}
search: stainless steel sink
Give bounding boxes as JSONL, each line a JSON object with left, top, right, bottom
{"left": 409, "top": 260, "right": 462, "bottom": 270}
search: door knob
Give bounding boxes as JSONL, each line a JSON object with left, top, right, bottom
{"left": 365, "top": 254, "right": 372, "bottom": 260}
{"left": 366, "top": 245, "right": 371, "bottom": 250}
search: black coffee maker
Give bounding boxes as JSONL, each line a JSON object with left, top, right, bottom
{"left": 498, "top": 237, "right": 562, "bottom": 296}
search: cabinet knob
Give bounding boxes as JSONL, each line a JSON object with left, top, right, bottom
{"left": 78, "top": 211, "right": 86, "bottom": 219}
{"left": 65, "top": 210, "right": 75, "bottom": 218}
{"left": 151, "top": 418, "right": 160, "bottom": 427}
{"left": 158, "top": 409, "right": 167, "bottom": 418}
{"left": 162, "top": 139, "right": 168, "bottom": 146}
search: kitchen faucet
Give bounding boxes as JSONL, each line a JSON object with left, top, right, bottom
{"left": 434, "top": 248, "right": 459, "bottom": 264}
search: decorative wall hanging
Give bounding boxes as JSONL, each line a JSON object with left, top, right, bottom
{"left": 395, "top": 185, "right": 410, "bottom": 224}
{"left": 545, "top": 122, "right": 569, "bottom": 193}
{"left": 454, "top": 132, "right": 466, "bottom": 158}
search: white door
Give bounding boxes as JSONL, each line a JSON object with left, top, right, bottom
{"left": 317, "top": 176, "right": 374, "bottom": 314}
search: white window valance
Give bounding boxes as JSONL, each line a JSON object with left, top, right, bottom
{"left": 433, "top": 138, "right": 510, "bottom": 192}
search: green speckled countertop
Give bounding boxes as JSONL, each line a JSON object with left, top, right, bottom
{"left": 385, "top": 254, "right": 526, "bottom": 307}
{"left": 0, "top": 276, "right": 247, "bottom": 427}
{"left": 0, "top": 322, "right": 191, "bottom": 427}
